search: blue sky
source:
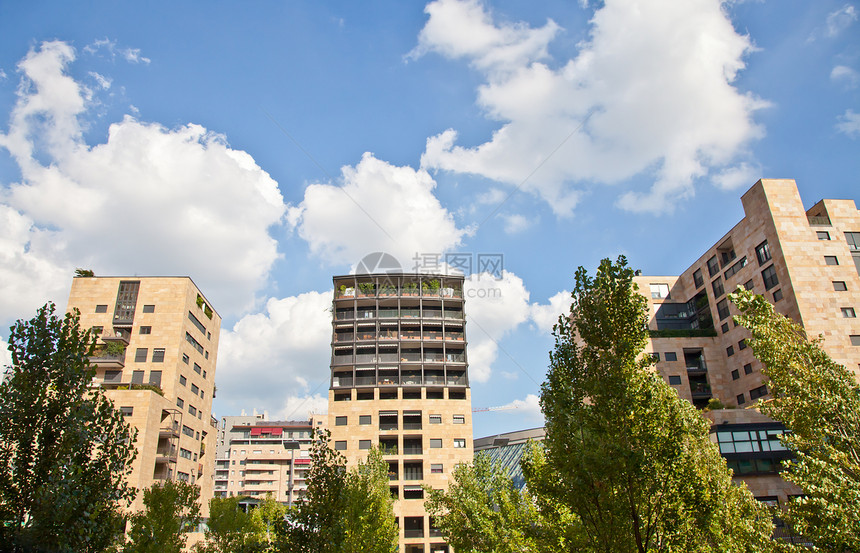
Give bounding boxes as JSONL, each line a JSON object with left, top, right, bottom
{"left": 1, "top": 0, "right": 858, "bottom": 439}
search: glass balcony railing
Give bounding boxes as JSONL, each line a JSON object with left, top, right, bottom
{"left": 444, "top": 311, "right": 464, "bottom": 320}
{"left": 334, "top": 333, "right": 354, "bottom": 342}
{"left": 423, "top": 309, "right": 443, "bottom": 319}
{"left": 355, "top": 375, "right": 375, "bottom": 386}
{"left": 378, "top": 309, "right": 399, "bottom": 318}
{"left": 332, "top": 376, "right": 353, "bottom": 387}
{"left": 447, "top": 375, "right": 467, "bottom": 386}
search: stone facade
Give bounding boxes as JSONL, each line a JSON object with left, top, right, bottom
{"left": 66, "top": 276, "right": 220, "bottom": 516}
{"left": 327, "top": 274, "right": 473, "bottom": 553}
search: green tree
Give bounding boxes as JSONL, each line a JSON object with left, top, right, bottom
{"left": 0, "top": 303, "right": 137, "bottom": 552}
{"left": 425, "top": 452, "right": 546, "bottom": 553}
{"left": 125, "top": 480, "right": 201, "bottom": 553}
{"left": 530, "top": 257, "right": 775, "bottom": 552}
{"left": 251, "top": 494, "right": 288, "bottom": 551}
{"left": 195, "top": 496, "right": 264, "bottom": 553}
{"left": 274, "top": 431, "right": 397, "bottom": 553}
{"left": 731, "top": 288, "right": 860, "bottom": 550}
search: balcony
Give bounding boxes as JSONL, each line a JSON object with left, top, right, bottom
{"left": 423, "top": 309, "right": 443, "bottom": 319}
{"left": 446, "top": 352, "right": 466, "bottom": 363}
{"left": 332, "top": 375, "right": 353, "bottom": 387}
{"left": 807, "top": 214, "right": 831, "bottom": 226}
{"left": 401, "top": 308, "right": 420, "bottom": 318}
{"left": 355, "top": 331, "right": 376, "bottom": 341}
{"left": 334, "top": 333, "right": 354, "bottom": 343}
{"left": 89, "top": 350, "right": 126, "bottom": 369}
{"left": 690, "top": 382, "right": 712, "bottom": 398}
{"left": 355, "top": 374, "right": 375, "bottom": 386}
{"left": 444, "top": 311, "right": 464, "bottom": 320}
{"left": 378, "top": 308, "right": 399, "bottom": 318}
{"left": 445, "top": 331, "right": 464, "bottom": 341}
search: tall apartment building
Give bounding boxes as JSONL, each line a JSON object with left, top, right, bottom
{"left": 635, "top": 178, "right": 860, "bottom": 504}
{"left": 328, "top": 273, "right": 473, "bottom": 553}
{"left": 66, "top": 276, "right": 220, "bottom": 514}
{"left": 213, "top": 415, "right": 321, "bottom": 505}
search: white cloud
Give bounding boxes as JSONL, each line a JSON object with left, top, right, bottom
{"left": 280, "top": 394, "right": 329, "bottom": 421}
{"left": 501, "top": 213, "right": 533, "bottom": 234}
{"left": 836, "top": 109, "right": 860, "bottom": 138}
{"left": 476, "top": 187, "right": 507, "bottom": 205}
{"left": 0, "top": 337, "right": 11, "bottom": 371}
{"left": 83, "top": 38, "right": 150, "bottom": 64}
{"left": 288, "top": 152, "right": 468, "bottom": 269}
{"left": 88, "top": 71, "right": 112, "bottom": 90}
{"left": 529, "top": 289, "right": 571, "bottom": 334}
{"left": 217, "top": 291, "right": 333, "bottom": 416}
{"left": 417, "top": 0, "right": 766, "bottom": 215}
{"left": 122, "top": 48, "right": 151, "bottom": 65}
{"left": 831, "top": 65, "right": 859, "bottom": 88}
{"left": 826, "top": 4, "right": 858, "bottom": 37}
{"left": 711, "top": 162, "right": 760, "bottom": 190}
{"left": 0, "top": 41, "right": 286, "bottom": 321}
{"left": 498, "top": 393, "right": 543, "bottom": 423}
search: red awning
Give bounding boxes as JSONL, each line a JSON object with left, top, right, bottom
{"left": 250, "top": 427, "right": 262, "bottom": 436}
{"left": 295, "top": 458, "right": 311, "bottom": 464}
{"left": 270, "top": 427, "right": 283, "bottom": 436}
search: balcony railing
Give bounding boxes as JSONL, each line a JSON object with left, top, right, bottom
{"left": 447, "top": 375, "right": 467, "bottom": 386}
{"left": 334, "top": 333, "right": 354, "bottom": 342}
{"left": 378, "top": 309, "right": 399, "bottom": 318}
{"left": 690, "top": 383, "right": 712, "bottom": 396}
{"left": 807, "top": 215, "right": 831, "bottom": 226}
{"left": 444, "top": 311, "right": 464, "bottom": 320}
{"left": 446, "top": 353, "right": 466, "bottom": 363}
{"left": 423, "top": 309, "right": 443, "bottom": 319}
{"left": 332, "top": 376, "right": 353, "bottom": 387}
{"left": 89, "top": 351, "right": 126, "bottom": 368}
{"left": 355, "top": 375, "right": 375, "bottom": 386}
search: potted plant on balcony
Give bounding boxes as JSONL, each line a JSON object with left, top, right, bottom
{"left": 358, "top": 282, "right": 375, "bottom": 297}
{"left": 403, "top": 282, "right": 418, "bottom": 296}
{"left": 104, "top": 342, "right": 126, "bottom": 357}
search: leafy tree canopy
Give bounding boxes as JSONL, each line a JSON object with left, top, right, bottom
{"left": 731, "top": 288, "right": 860, "bottom": 550}
{"left": 126, "top": 480, "right": 201, "bottom": 553}
{"left": 0, "top": 303, "right": 137, "bottom": 553}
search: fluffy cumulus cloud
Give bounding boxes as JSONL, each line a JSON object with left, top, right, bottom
{"left": 217, "top": 291, "right": 333, "bottom": 418}
{"left": 0, "top": 41, "right": 286, "bottom": 322}
{"left": 529, "top": 289, "right": 571, "bottom": 334}
{"left": 498, "top": 393, "right": 543, "bottom": 423}
{"left": 836, "top": 109, "right": 860, "bottom": 138}
{"left": 287, "top": 152, "right": 468, "bottom": 269}
{"left": 416, "top": 0, "right": 765, "bottom": 215}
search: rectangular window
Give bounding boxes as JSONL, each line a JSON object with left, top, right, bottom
{"left": 134, "top": 348, "right": 148, "bottom": 362}
{"left": 834, "top": 281, "right": 848, "bottom": 291}
{"left": 359, "top": 440, "right": 372, "bottom": 450}
{"left": 693, "top": 269, "right": 704, "bottom": 288}
{"left": 842, "top": 307, "right": 856, "bottom": 318}
{"left": 721, "top": 322, "right": 729, "bottom": 333}
{"left": 430, "top": 439, "right": 442, "bottom": 448}
{"left": 95, "top": 304, "right": 108, "bottom": 313}
{"left": 650, "top": 352, "right": 660, "bottom": 362}
{"left": 120, "top": 406, "right": 133, "bottom": 417}
{"left": 668, "top": 375, "right": 681, "bottom": 385}
{"left": 712, "top": 278, "right": 725, "bottom": 298}
{"left": 750, "top": 385, "right": 769, "bottom": 400}
{"left": 139, "top": 326, "right": 151, "bottom": 335}
{"left": 825, "top": 256, "right": 839, "bottom": 266}
{"left": 180, "top": 448, "right": 192, "bottom": 460}
{"left": 152, "top": 348, "right": 165, "bottom": 362}
{"left": 453, "top": 439, "right": 466, "bottom": 448}
{"left": 131, "top": 370, "right": 144, "bottom": 384}
{"left": 148, "top": 371, "right": 162, "bottom": 387}
{"left": 180, "top": 375, "right": 187, "bottom": 386}
{"left": 744, "top": 363, "right": 753, "bottom": 375}
{"left": 850, "top": 335, "right": 860, "bottom": 346}
{"left": 738, "top": 339, "right": 747, "bottom": 350}
{"left": 189, "top": 405, "right": 197, "bottom": 416}
{"left": 761, "top": 265, "right": 779, "bottom": 290}
{"left": 430, "top": 464, "right": 443, "bottom": 474}
{"left": 707, "top": 256, "right": 720, "bottom": 277}
{"left": 335, "top": 416, "right": 348, "bottom": 426}
{"left": 191, "top": 384, "right": 199, "bottom": 395}
{"left": 186, "top": 332, "right": 204, "bottom": 355}
{"left": 723, "top": 257, "right": 748, "bottom": 279}
{"left": 453, "top": 415, "right": 465, "bottom": 424}
{"left": 182, "top": 425, "right": 195, "bottom": 438}
{"left": 664, "top": 351, "right": 677, "bottom": 362}
{"left": 188, "top": 311, "right": 207, "bottom": 334}
{"left": 650, "top": 283, "right": 670, "bottom": 299}
{"left": 737, "top": 394, "right": 746, "bottom": 405}
{"left": 755, "top": 241, "right": 771, "bottom": 265}
{"left": 845, "top": 232, "right": 860, "bottom": 251}
{"left": 732, "top": 369, "right": 740, "bottom": 380}
{"left": 817, "top": 231, "right": 830, "bottom": 240}
{"left": 142, "top": 304, "right": 155, "bottom": 313}
{"left": 773, "top": 289, "right": 783, "bottom": 302}
{"left": 744, "top": 279, "right": 754, "bottom": 290}
{"left": 429, "top": 414, "right": 442, "bottom": 424}
{"left": 177, "top": 397, "right": 184, "bottom": 408}
{"left": 194, "top": 363, "right": 202, "bottom": 375}
{"left": 726, "top": 346, "right": 735, "bottom": 357}
{"left": 717, "top": 299, "right": 730, "bottom": 320}
{"left": 359, "top": 415, "right": 371, "bottom": 425}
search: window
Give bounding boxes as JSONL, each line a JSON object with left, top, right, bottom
{"left": 186, "top": 332, "right": 204, "bottom": 355}
{"left": 148, "top": 371, "right": 162, "bottom": 387}
{"left": 152, "top": 348, "right": 165, "bottom": 362}
{"left": 726, "top": 346, "right": 735, "bottom": 357}
{"left": 182, "top": 353, "right": 189, "bottom": 364}
{"left": 744, "top": 279, "right": 754, "bottom": 290}
{"left": 738, "top": 339, "right": 747, "bottom": 350}
{"left": 191, "top": 384, "right": 199, "bottom": 396}
{"left": 334, "top": 441, "right": 346, "bottom": 451}
{"left": 177, "top": 472, "right": 190, "bottom": 482}
{"left": 453, "top": 439, "right": 466, "bottom": 448}
{"left": 707, "top": 256, "right": 720, "bottom": 277}
{"left": 429, "top": 439, "right": 442, "bottom": 448}
{"left": 650, "top": 352, "right": 660, "bottom": 362}
{"left": 189, "top": 405, "right": 197, "bottom": 416}
{"left": 717, "top": 299, "right": 730, "bottom": 320}
{"left": 773, "top": 289, "right": 783, "bottom": 302}
{"left": 359, "top": 415, "right": 371, "bottom": 425}
{"left": 180, "top": 375, "right": 187, "bottom": 386}
{"left": 842, "top": 307, "right": 856, "bottom": 318}
{"left": 723, "top": 257, "right": 747, "bottom": 279}
{"left": 429, "top": 414, "right": 442, "bottom": 424}
{"left": 403, "top": 486, "right": 424, "bottom": 500}
{"left": 200, "top": 390, "right": 204, "bottom": 399}
{"left": 721, "top": 322, "right": 729, "bottom": 333}
{"left": 755, "top": 241, "right": 771, "bottom": 265}
{"left": 142, "top": 304, "right": 155, "bottom": 313}
{"left": 825, "top": 256, "right": 839, "bottom": 266}
{"left": 693, "top": 269, "right": 704, "bottom": 288}
{"left": 430, "top": 464, "right": 443, "bottom": 474}
{"left": 834, "top": 281, "right": 848, "bottom": 291}
{"left": 359, "top": 440, "right": 372, "bottom": 450}
{"left": 744, "top": 363, "right": 753, "bottom": 375}
{"left": 712, "top": 278, "right": 725, "bottom": 298}
{"left": 120, "top": 406, "right": 133, "bottom": 417}
{"left": 737, "top": 394, "right": 746, "bottom": 405}
{"left": 135, "top": 348, "right": 148, "bottom": 362}
{"left": 453, "top": 414, "right": 465, "bottom": 424}
{"left": 750, "top": 385, "right": 769, "bottom": 400}
{"left": 851, "top": 335, "right": 860, "bottom": 346}
{"left": 182, "top": 425, "right": 195, "bottom": 438}
{"left": 650, "top": 283, "right": 670, "bottom": 299}
{"left": 403, "top": 462, "right": 423, "bottom": 480}
{"left": 193, "top": 363, "right": 202, "bottom": 375}
{"left": 188, "top": 311, "right": 207, "bottom": 334}
{"left": 761, "top": 265, "right": 778, "bottom": 290}
{"left": 177, "top": 397, "right": 184, "bottom": 408}
{"left": 845, "top": 231, "right": 860, "bottom": 251}
{"left": 95, "top": 304, "right": 108, "bottom": 313}
{"left": 664, "top": 351, "right": 677, "bottom": 362}
{"left": 817, "top": 231, "right": 830, "bottom": 240}
{"left": 732, "top": 369, "right": 740, "bottom": 380}
{"left": 180, "top": 448, "right": 192, "bottom": 460}
{"left": 668, "top": 375, "right": 681, "bottom": 385}
{"left": 203, "top": 370, "right": 207, "bottom": 379}
{"left": 139, "top": 326, "right": 151, "bottom": 335}
{"left": 335, "top": 416, "right": 348, "bottom": 426}
{"left": 132, "top": 370, "right": 144, "bottom": 384}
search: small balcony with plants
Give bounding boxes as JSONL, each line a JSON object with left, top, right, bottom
{"left": 356, "top": 281, "right": 376, "bottom": 298}
{"left": 421, "top": 279, "right": 442, "bottom": 297}
{"left": 336, "top": 284, "right": 355, "bottom": 299}
{"left": 88, "top": 341, "right": 127, "bottom": 369}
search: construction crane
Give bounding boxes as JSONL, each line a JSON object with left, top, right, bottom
{"left": 472, "top": 404, "right": 519, "bottom": 413}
